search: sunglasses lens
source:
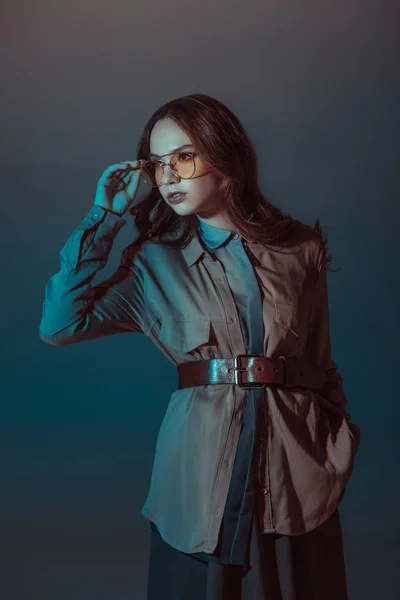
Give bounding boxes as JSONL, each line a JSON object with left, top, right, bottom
{"left": 142, "top": 152, "right": 196, "bottom": 187}
{"left": 141, "top": 165, "right": 157, "bottom": 187}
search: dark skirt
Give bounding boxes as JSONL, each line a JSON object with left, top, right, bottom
{"left": 146, "top": 507, "right": 349, "bottom": 600}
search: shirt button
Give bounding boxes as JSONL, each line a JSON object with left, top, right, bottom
{"left": 93, "top": 213, "right": 99, "bottom": 220}
{"left": 215, "top": 509, "right": 221, "bottom": 515}
{"left": 218, "top": 277, "right": 223, "bottom": 283}
{"left": 261, "top": 488, "right": 269, "bottom": 495}
{"left": 229, "top": 317, "right": 235, "bottom": 323}
{"left": 225, "top": 460, "right": 232, "bottom": 468}
{"left": 232, "top": 233, "right": 239, "bottom": 240}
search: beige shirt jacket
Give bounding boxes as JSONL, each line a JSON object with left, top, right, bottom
{"left": 39, "top": 204, "right": 361, "bottom": 556}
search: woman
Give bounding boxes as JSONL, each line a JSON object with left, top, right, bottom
{"left": 39, "top": 93, "right": 360, "bottom": 600}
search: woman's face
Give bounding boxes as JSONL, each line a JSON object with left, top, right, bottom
{"left": 148, "top": 118, "right": 230, "bottom": 225}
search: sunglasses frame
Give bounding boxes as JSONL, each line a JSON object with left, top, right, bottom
{"left": 141, "top": 151, "right": 198, "bottom": 188}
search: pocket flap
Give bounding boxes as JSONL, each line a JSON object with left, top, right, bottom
{"left": 273, "top": 302, "right": 301, "bottom": 338}
{"left": 159, "top": 318, "right": 211, "bottom": 353}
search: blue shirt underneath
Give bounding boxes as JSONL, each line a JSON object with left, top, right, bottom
{"left": 151, "top": 218, "right": 266, "bottom": 575}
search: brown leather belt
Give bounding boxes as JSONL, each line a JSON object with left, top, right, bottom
{"left": 178, "top": 355, "right": 326, "bottom": 390}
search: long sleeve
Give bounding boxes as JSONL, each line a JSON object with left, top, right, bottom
{"left": 304, "top": 242, "right": 361, "bottom": 452}
{"left": 39, "top": 205, "right": 148, "bottom": 346}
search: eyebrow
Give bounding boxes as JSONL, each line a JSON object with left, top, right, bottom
{"left": 149, "top": 144, "right": 194, "bottom": 159}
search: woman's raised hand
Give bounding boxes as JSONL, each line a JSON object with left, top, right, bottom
{"left": 94, "top": 160, "right": 146, "bottom": 216}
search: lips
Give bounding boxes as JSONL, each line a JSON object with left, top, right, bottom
{"left": 167, "top": 191, "right": 187, "bottom": 204}
{"left": 167, "top": 190, "right": 184, "bottom": 199}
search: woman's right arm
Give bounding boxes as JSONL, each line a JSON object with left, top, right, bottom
{"left": 39, "top": 159, "right": 148, "bottom": 346}
{"left": 39, "top": 205, "right": 148, "bottom": 345}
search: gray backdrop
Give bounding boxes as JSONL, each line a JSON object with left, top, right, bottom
{"left": 1, "top": 0, "right": 399, "bottom": 598}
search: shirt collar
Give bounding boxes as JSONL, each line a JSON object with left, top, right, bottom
{"left": 197, "top": 217, "right": 235, "bottom": 248}
{"left": 181, "top": 218, "right": 238, "bottom": 267}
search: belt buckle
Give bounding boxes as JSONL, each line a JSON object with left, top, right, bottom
{"left": 233, "top": 355, "right": 270, "bottom": 389}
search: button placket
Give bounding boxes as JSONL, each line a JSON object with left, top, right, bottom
{"left": 206, "top": 261, "right": 245, "bottom": 354}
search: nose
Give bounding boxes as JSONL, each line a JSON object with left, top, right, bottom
{"left": 160, "top": 162, "right": 181, "bottom": 187}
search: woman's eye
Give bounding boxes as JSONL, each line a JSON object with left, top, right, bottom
{"left": 150, "top": 152, "right": 196, "bottom": 166}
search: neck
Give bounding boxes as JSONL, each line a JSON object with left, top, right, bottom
{"left": 196, "top": 211, "right": 235, "bottom": 232}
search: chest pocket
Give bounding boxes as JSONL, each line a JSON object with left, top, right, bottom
{"left": 158, "top": 318, "right": 212, "bottom": 354}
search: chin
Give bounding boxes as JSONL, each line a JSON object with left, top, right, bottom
{"left": 168, "top": 203, "right": 197, "bottom": 215}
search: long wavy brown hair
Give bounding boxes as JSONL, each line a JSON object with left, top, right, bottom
{"left": 124, "top": 93, "right": 338, "bottom": 271}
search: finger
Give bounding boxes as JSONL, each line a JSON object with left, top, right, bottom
{"left": 100, "top": 168, "right": 129, "bottom": 185}
{"left": 102, "top": 161, "right": 143, "bottom": 177}
{"left": 121, "top": 171, "right": 133, "bottom": 184}
{"left": 116, "top": 160, "right": 145, "bottom": 170}
{"left": 125, "top": 168, "right": 143, "bottom": 199}
{"left": 103, "top": 178, "right": 125, "bottom": 190}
